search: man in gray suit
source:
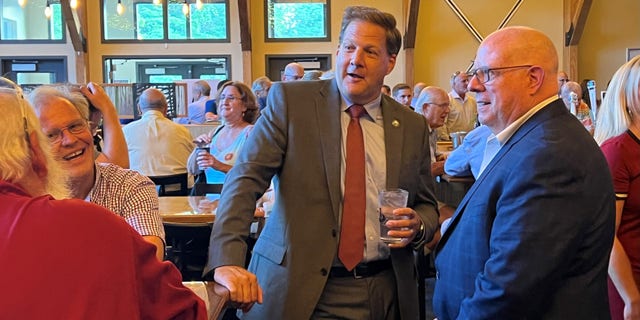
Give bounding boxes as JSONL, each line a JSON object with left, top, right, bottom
{"left": 205, "top": 6, "right": 439, "bottom": 320}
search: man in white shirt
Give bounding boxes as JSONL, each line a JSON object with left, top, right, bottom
{"left": 437, "top": 72, "right": 477, "bottom": 140}
{"left": 123, "top": 88, "right": 194, "bottom": 184}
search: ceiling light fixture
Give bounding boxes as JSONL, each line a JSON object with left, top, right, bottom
{"left": 70, "top": 0, "right": 78, "bottom": 9}
{"left": 196, "top": 0, "right": 203, "bottom": 10}
{"left": 116, "top": 0, "right": 125, "bottom": 16}
{"left": 182, "top": 0, "right": 190, "bottom": 16}
{"left": 18, "top": 0, "right": 27, "bottom": 8}
{"left": 44, "top": 1, "right": 52, "bottom": 19}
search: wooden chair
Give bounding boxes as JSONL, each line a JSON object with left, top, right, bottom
{"left": 148, "top": 173, "right": 189, "bottom": 196}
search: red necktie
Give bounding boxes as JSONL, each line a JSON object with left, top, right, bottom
{"left": 339, "top": 104, "right": 366, "bottom": 271}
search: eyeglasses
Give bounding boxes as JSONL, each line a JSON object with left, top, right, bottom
{"left": 466, "top": 65, "right": 533, "bottom": 84}
{"left": 426, "top": 102, "right": 451, "bottom": 108}
{"left": 44, "top": 119, "right": 91, "bottom": 144}
{"left": 0, "top": 86, "right": 30, "bottom": 146}
{"left": 283, "top": 74, "right": 303, "bottom": 80}
{"left": 219, "top": 95, "right": 242, "bottom": 102}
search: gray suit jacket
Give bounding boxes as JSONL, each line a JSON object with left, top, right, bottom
{"left": 206, "top": 79, "right": 439, "bottom": 319}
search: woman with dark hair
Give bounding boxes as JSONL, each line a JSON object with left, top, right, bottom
{"left": 188, "top": 81, "right": 258, "bottom": 184}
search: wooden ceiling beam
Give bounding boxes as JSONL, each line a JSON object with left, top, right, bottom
{"left": 238, "top": 0, "right": 252, "bottom": 52}
{"left": 565, "top": 0, "right": 592, "bottom": 46}
{"left": 404, "top": 0, "right": 420, "bottom": 49}
{"left": 60, "top": 0, "right": 85, "bottom": 53}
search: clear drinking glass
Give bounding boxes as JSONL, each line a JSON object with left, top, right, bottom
{"left": 378, "top": 188, "right": 409, "bottom": 244}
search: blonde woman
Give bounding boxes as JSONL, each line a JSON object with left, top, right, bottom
{"left": 594, "top": 55, "right": 640, "bottom": 320}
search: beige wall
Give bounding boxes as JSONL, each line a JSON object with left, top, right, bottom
{"left": 579, "top": 0, "right": 640, "bottom": 93}
{"left": 414, "top": 0, "right": 563, "bottom": 90}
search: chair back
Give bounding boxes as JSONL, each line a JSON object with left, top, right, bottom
{"left": 163, "top": 221, "right": 213, "bottom": 281}
{"left": 149, "top": 173, "right": 189, "bottom": 196}
{"left": 190, "top": 182, "right": 223, "bottom": 196}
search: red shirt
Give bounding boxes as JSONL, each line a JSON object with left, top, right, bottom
{"left": 0, "top": 181, "right": 206, "bottom": 319}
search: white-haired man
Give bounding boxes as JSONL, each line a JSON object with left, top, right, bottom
{"left": 29, "top": 85, "right": 165, "bottom": 260}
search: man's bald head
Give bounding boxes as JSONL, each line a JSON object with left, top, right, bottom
{"left": 479, "top": 26, "right": 558, "bottom": 97}
{"left": 138, "top": 88, "right": 168, "bottom": 114}
{"left": 471, "top": 26, "right": 559, "bottom": 132}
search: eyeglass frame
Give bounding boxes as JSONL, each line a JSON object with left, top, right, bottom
{"left": 0, "top": 86, "right": 31, "bottom": 147}
{"left": 425, "top": 101, "right": 451, "bottom": 108}
{"left": 283, "top": 74, "right": 303, "bottom": 80}
{"left": 466, "top": 65, "right": 533, "bottom": 84}
{"left": 218, "top": 94, "right": 244, "bottom": 103}
{"left": 44, "top": 119, "right": 94, "bottom": 144}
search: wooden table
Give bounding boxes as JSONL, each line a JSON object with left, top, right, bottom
{"left": 159, "top": 196, "right": 217, "bottom": 223}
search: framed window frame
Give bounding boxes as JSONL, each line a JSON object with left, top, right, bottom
{"left": 627, "top": 48, "right": 640, "bottom": 62}
{"left": 264, "top": 0, "right": 330, "bottom": 42}
{"left": 100, "top": 0, "right": 230, "bottom": 43}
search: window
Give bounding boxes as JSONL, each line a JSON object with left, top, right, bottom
{"left": 265, "top": 0, "right": 329, "bottom": 42}
{"left": 102, "top": 0, "right": 229, "bottom": 42}
{"left": 0, "top": 0, "right": 64, "bottom": 41}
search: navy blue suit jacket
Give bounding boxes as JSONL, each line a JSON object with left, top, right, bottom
{"left": 433, "top": 99, "right": 615, "bottom": 319}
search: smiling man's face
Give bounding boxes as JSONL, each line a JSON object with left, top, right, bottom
{"left": 37, "top": 96, "right": 95, "bottom": 184}
{"left": 335, "top": 19, "right": 396, "bottom": 105}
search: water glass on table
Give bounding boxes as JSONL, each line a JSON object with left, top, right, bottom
{"left": 378, "top": 188, "right": 409, "bottom": 244}
{"left": 195, "top": 141, "right": 210, "bottom": 170}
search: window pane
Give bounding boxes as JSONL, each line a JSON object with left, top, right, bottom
{"left": 103, "top": 0, "right": 228, "bottom": 41}
{"left": 103, "top": 0, "right": 165, "bottom": 40}
{"left": 1, "top": 0, "right": 64, "bottom": 41}
{"left": 266, "top": 0, "right": 328, "bottom": 40}
{"left": 149, "top": 74, "right": 183, "bottom": 83}
{"left": 167, "top": 3, "right": 186, "bottom": 39}
{"left": 190, "top": 2, "right": 226, "bottom": 40}
{"left": 136, "top": 3, "right": 164, "bottom": 40}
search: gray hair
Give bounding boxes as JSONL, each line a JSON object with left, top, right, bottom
{"left": 29, "top": 85, "right": 90, "bottom": 121}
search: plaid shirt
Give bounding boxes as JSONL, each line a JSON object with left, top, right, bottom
{"left": 88, "top": 162, "right": 164, "bottom": 241}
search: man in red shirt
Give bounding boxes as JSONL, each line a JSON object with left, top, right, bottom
{"left": 0, "top": 78, "right": 206, "bottom": 319}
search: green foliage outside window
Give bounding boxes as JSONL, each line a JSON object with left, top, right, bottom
{"left": 104, "top": 0, "right": 227, "bottom": 41}
{"left": 266, "top": 0, "right": 329, "bottom": 40}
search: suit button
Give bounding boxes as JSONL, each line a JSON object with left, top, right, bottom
{"left": 321, "top": 268, "right": 328, "bottom": 276}
{"left": 331, "top": 229, "right": 337, "bottom": 237}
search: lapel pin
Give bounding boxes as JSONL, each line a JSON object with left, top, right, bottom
{"left": 392, "top": 119, "right": 400, "bottom": 127}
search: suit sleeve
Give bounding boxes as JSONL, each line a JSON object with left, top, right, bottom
{"left": 204, "top": 82, "right": 288, "bottom": 273}
{"left": 412, "top": 116, "right": 440, "bottom": 247}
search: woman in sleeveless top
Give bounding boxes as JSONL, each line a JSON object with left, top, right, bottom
{"left": 187, "top": 81, "right": 259, "bottom": 184}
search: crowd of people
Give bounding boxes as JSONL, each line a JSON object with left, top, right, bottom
{"left": 0, "top": 4, "right": 638, "bottom": 320}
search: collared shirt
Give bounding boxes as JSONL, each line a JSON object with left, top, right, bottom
{"left": 445, "top": 125, "right": 491, "bottom": 178}
{"left": 428, "top": 124, "right": 441, "bottom": 164}
{"left": 86, "top": 162, "right": 165, "bottom": 241}
{"left": 436, "top": 91, "right": 478, "bottom": 140}
{"left": 176, "top": 96, "right": 209, "bottom": 124}
{"left": 340, "top": 94, "right": 389, "bottom": 262}
{"left": 123, "top": 110, "right": 195, "bottom": 181}
{"left": 478, "top": 95, "right": 558, "bottom": 176}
